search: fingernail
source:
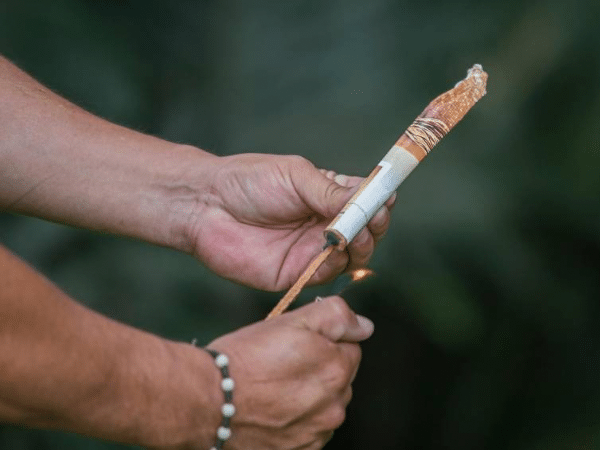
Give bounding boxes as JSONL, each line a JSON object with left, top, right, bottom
{"left": 356, "top": 315, "right": 375, "bottom": 335}
{"left": 389, "top": 192, "right": 397, "bottom": 205}
{"left": 315, "top": 296, "right": 323, "bottom": 303}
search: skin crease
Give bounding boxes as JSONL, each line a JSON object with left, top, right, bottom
{"left": 0, "top": 55, "right": 391, "bottom": 449}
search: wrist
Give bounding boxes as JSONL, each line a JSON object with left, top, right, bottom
{"left": 121, "top": 338, "right": 223, "bottom": 448}
{"left": 150, "top": 144, "right": 223, "bottom": 255}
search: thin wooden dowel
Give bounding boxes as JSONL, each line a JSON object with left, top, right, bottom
{"left": 265, "top": 245, "right": 334, "bottom": 319}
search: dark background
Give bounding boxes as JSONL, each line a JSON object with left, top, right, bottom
{"left": 2, "top": 0, "right": 600, "bottom": 448}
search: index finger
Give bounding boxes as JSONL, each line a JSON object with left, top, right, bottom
{"left": 288, "top": 296, "right": 375, "bottom": 343}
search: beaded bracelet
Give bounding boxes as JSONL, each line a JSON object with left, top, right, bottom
{"left": 204, "top": 348, "right": 235, "bottom": 450}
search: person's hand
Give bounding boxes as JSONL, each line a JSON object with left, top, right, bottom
{"left": 206, "top": 296, "right": 374, "bottom": 450}
{"left": 187, "top": 153, "right": 394, "bottom": 291}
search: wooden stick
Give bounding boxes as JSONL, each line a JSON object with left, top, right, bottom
{"left": 265, "top": 246, "right": 334, "bottom": 320}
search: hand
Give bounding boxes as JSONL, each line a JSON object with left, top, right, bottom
{"left": 187, "top": 154, "right": 394, "bottom": 291}
{"left": 207, "top": 296, "right": 374, "bottom": 450}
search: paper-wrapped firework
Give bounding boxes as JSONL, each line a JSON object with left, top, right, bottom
{"left": 267, "top": 64, "right": 488, "bottom": 319}
{"left": 324, "top": 64, "right": 488, "bottom": 249}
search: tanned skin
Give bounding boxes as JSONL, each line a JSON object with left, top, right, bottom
{"left": 0, "top": 56, "right": 392, "bottom": 449}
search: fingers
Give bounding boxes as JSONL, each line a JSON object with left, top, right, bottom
{"left": 207, "top": 294, "right": 366, "bottom": 450}
{"left": 346, "top": 227, "right": 374, "bottom": 270}
{"left": 310, "top": 206, "right": 391, "bottom": 280}
{"left": 366, "top": 204, "right": 392, "bottom": 242}
{"left": 319, "top": 165, "right": 393, "bottom": 224}
{"left": 313, "top": 167, "right": 394, "bottom": 278}
{"left": 293, "top": 160, "right": 357, "bottom": 219}
{"left": 312, "top": 247, "right": 349, "bottom": 284}
{"left": 318, "top": 168, "right": 393, "bottom": 243}
{"left": 338, "top": 342, "right": 362, "bottom": 384}
{"left": 319, "top": 169, "right": 363, "bottom": 189}
{"left": 290, "top": 296, "right": 374, "bottom": 343}
{"left": 344, "top": 204, "right": 390, "bottom": 271}
{"left": 386, "top": 191, "right": 397, "bottom": 209}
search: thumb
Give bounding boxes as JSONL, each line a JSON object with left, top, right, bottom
{"left": 293, "top": 161, "right": 359, "bottom": 218}
{"left": 290, "top": 296, "right": 374, "bottom": 342}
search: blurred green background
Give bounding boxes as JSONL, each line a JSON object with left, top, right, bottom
{"left": 1, "top": 0, "right": 600, "bottom": 448}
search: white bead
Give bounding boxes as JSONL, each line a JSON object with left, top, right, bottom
{"left": 217, "top": 426, "right": 231, "bottom": 440}
{"left": 210, "top": 448, "right": 217, "bottom": 450}
{"left": 221, "top": 377, "right": 234, "bottom": 391}
{"left": 222, "top": 403, "right": 236, "bottom": 417}
{"left": 215, "top": 353, "right": 229, "bottom": 368}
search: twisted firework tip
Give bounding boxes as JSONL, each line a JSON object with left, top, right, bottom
{"left": 403, "top": 64, "right": 488, "bottom": 156}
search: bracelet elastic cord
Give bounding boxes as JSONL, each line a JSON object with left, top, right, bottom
{"left": 204, "top": 347, "right": 235, "bottom": 450}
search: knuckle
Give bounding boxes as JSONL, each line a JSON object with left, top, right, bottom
{"left": 344, "top": 387, "right": 354, "bottom": 406}
{"left": 325, "top": 360, "right": 349, "bottom": 389}
{"left": 349, "top": 242, "right": 374, "bottom": 266}
{"left": 288, "top": 154, "right": 312, "bottom": 169}
{"left": 322, "top": 181, "right": 348, "bottom": 216}
{"left": 325, "top": 250, "right": 348, "bottom": 273}
{"left": 324, "top": 179, "right": 345, "bottom": 198}
{"left": 348, "top": 343, "right": 362, "bottom": 369}
{"left": 327, "top": 296, "right": 354, "bottom": 323}
{"left": 324, "top": 180, "right": 341, "bottom": 197}
{"left": 324, "top": 405, "right": 347, "bottom": 429}
{"left": 349, "top": 229, "right": 373, "bottom": 253}
{"left": 341, "top": 346, "right": 362, "bottom": 384}
{"left": 371, "top": 207, "right": 390, "bottom": 232}
{"left": 379, "top": 212, "right": 391, "bottom": 232}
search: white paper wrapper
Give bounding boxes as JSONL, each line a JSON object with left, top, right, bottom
{"left": 326, "top": 146, "right": 419, "bottom": 246}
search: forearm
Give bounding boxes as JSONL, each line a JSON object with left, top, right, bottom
{"left": 0, "top": 55, "right": 218, "bottom": 252}
{"left": 0, "top": 245, "right": 220, "bottom": 447}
